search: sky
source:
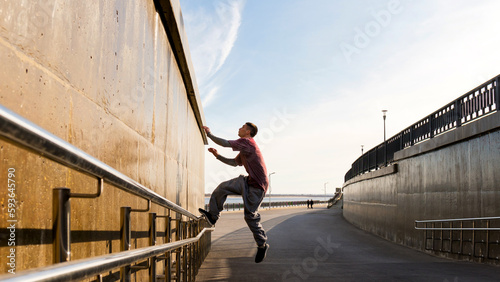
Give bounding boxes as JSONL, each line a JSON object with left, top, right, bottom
{"left": 178, "top": 0, "right": 500, "bottom": 195}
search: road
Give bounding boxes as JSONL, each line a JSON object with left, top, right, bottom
{"left": 196, "top": 205, "right": 500, "bottom": 281}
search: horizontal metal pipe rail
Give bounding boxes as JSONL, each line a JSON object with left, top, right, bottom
{"left": 415, "top": 216, "right": 500, "bottom": 261}
{"left": 0, "top": 104, "right": 197, "bottom": 219}
{"left": 345, "top": 74, "right": 500, "bottom": 182}
{"left": 0, "top": 228, "right": 215, "bottom": 282}
{"left": 415, "top": 216, "right": 500, "bottom": 230}
{"left": 0, "top": 104, "right": 212, "bottom": 280}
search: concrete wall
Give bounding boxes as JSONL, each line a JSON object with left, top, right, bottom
{"left": 343, "top": 111, "right": 500, "bottom": 261}
{"left": 0, "top": 0, "right": 205, "bottom": 277}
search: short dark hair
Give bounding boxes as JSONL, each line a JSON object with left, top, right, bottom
{"left": 245, "top": 122, "right": 258, "bottom": 137}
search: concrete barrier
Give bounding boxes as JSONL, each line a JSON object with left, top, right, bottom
{"left": 343, "top": 111, "right": 500, "bottom": 262}
{"left": 0, "top": 0, "right": 205, "bottom": 277}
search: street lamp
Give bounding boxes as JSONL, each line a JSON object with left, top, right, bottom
{"left": 324, "top": 182, "right": 329, "bottom": 201}
{"left": 382, "top": 110, "right": 388, "bottom": 166}
{"left": 268, "top": 172, "right": 275, "bottom": 209}
{"left": 382, "top": 110, "right": 388, "bottom": 142}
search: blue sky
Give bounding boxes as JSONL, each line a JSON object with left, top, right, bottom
{"left": 179, "top": 0, "right": 500, "bottom": 195}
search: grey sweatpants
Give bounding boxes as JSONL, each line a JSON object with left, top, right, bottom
{"left": 208, "top": 175, "right": 267, "bottom": 246}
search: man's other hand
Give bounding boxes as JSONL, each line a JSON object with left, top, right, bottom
{"left": 203, "top": 126, "right": 211, "bottom": 134}
{"left": 208, "top": 148, "right": 218, "bottom": 157}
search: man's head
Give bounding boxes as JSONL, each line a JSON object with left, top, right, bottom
{"left": 238, "top": 122, "right": 258, "bottom": 138}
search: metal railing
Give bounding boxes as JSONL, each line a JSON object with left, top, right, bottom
{"left": 204, "top": 200, "right": 329, "bottom": 212}
{"left": 415, "top": 217, "right": 500, "bottom": 261}
{"left": 0, "top": 227, "right": 214, "bottom": 282}
{"left": 345, "top": 74, "right": 500, "bottom": 182}
{"left": 0, "top": 104, "right": 212, "bottom": 281}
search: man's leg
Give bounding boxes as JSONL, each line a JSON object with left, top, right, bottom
{"left": 243, "top": 184, "right": 268, "bottom": 263}
{"left": 207, "top": 175, "right": 246, "bottom": 221}
{"left": 243, "top": 185, "right": 267, "bottom": 247}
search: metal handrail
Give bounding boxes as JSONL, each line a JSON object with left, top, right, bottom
{"left": 0, "top": 227, "right": 214, "bottom": 282}
{"left": 0, "top": 104, "right": 198, "bottom": 219}
{"left": 416, "top": 216, "right": 500, "bottom": 223}
{"left": 415, "top": 216, "right": 500, "bottom": 230}
{"left": 415, "top": 216, "right": 500, "bottom": 261}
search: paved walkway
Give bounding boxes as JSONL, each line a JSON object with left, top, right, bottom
{"left": 196, "top": 205, "right": 500, "bottom": 281}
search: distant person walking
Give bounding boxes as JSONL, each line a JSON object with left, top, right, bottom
{"left": 306, "top": 199, "right": 310, "bottom": 209}
{"left": 310, "top": 199, "right": 314, "bottom": 209}
{"left": 199, "top": 123, "right": 269, "bottom": 263}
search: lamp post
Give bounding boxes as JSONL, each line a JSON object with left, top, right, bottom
{"left": 361, "top": 145, "right": 365, "bottom": 175}
{"left": 382, "top": 110, "right": 388, "bottom": 166}
{"left": 324, "top": 182, "right": 329, "bottom": 202}
{"left": 382, "top": 110, "right": 387, "bottom": 142}
{"left": 268, "top": 172, "right": 275, "bottom": 209}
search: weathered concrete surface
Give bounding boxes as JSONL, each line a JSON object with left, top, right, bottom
{"left": 343, "top": 112, "right": 500, "bottom": 263}
{"left": 0, "top": 0, "right": 205, "bottom": 277}
{"left": 197, "top": 206, "right": 500, "bottom": 281}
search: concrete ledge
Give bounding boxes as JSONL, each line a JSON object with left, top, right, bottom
{"left": 394, "top": 111, "right": 500, "bottom": 161}
{"left": 155, "top": 0, "right": 207, "bottom": 144}
{"left": 343, "top": 164, "right": 398, "bottom": 187}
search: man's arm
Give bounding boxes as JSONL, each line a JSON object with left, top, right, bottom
{"left": 216, "top": 155, "right": 238, "bottom": 167}
{"left": 207, "top": 132, "right": 231, "bottom": 147}
{"left": 204, "top": 126, "right": 231, "bottom": 147}
{"left": 208, "top": 148, "right": 238, "bottom": 167}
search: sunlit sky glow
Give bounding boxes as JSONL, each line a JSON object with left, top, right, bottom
{"left": 179, "top": 0, "right": 500, "bottom": 195}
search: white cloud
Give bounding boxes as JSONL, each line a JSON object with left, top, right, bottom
{"left": 182, "top": 0, "right": 245, "bottom": 107}
{"left": 201, "top": 85, "right": 218, "bottom": 107}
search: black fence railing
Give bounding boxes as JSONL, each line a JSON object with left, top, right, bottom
{"left": 345, "top": 74, "right": 499, "bottom": 182}
{"left": 204, "top": 200, "right": 328, "bottom": 212}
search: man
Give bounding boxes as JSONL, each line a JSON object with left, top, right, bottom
{"left": 199, "top": 122, "right": 269, "bottom": 263}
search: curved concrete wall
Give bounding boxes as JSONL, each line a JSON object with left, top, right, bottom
{"left": 343, "top": 111, "right": 500, "bottom": 261}
{"left": 0, "top": 0, "right": 205, "bottom": 277}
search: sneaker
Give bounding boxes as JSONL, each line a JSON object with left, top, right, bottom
{"left": 198, "top": 208, "right": 217, "bottom": 226}
{"left": 255, "top": 244, "right": 269, "bottom": 263}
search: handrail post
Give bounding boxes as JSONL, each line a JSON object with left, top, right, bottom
{"left": 191, "top": 222, "right": 195, "bottom": 279}
{"left": 384, "top": 141, "right": 387, "bottom": 167}
{"left": 496, "top": 76, "right": 500, "bottom": 111}
{"left": 182, "top": 221, "right": 188, "bottom": 281}
{"left": 175, "top": 219, "right": 181, "bottom": 282}
{"left": 189, "top": 221, "right": 193, "bottom": 281}
{"left": 165, "top": 215, "right": 172, "bottom": 281}
{"left": 431, "top": 222, "right": 435, "bottom": 251}
{"left": 185, "top": 222, "right": 189, "bottom": 281}
{"left": 197, "top": 220, "right": 202, "bottom": 274}
{"left": 486, "top": 220, "right": 491, "bottom": 259}
{"left": 399, "top": 132, "right": 403, "bottom": 150}
{"left": 472, "top": 221, "right": 476, "bottom": 257}
{"left": 120, "top": 207, "right": 132, "bottom": 282}
{"left": 429, "top": 114, "right": 434, "bottom": 139}
{"left": 192, "top": 221, "right": 197, "bottom": 279}
{"left": 53, "top": 188, "right": 71, "bottom": 263}
{"left": 410, "top": 126, "right": 414, "bottom": 146}
{"left": 149, "top": 213, "right": 157, "bottom": 282}
{"left": 449, "top": 221, "right": 454, "bottom": 253}
{"left": 455, "top": 99, "right": 462, "bottom": 127}
{"left": 440, "top": 222, "right": 443, "bottom": 251}
{"left": 459, "top": 221, "right": 464, "bottom": 255}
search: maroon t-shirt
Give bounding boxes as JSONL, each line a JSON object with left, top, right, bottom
{"left": 228, "top": 138, "right": 269, "bottom": 192}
